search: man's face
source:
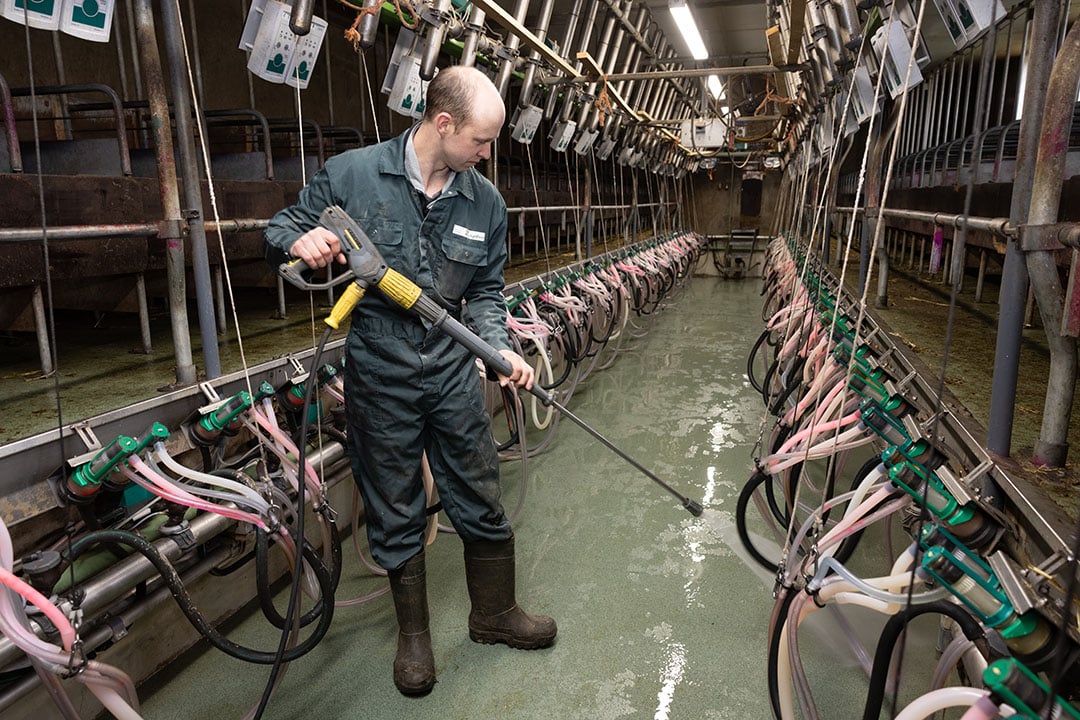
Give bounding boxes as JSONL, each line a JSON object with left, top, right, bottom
{"left": 441, "top": 103, "right": 505, "bottom": 173}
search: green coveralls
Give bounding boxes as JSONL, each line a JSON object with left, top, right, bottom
{"left": 264, "top": 130, "right": 513, "bottom": 570}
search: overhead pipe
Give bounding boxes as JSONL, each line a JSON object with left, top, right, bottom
{"left": 1023, "top": 19, "right": 1080, "bottom": 467}
{"left": 558, "top": 0, "right": 601, "bottom": 122}
{"left": 605, "top": 6, "right": 652, "bottom": 141}
{"left": 132, "top": 0, "right": 196, "bottom": 386}
{"left": 587, "top": 0, "right": 637, "bottom": 131}
{"left": 836, "top": 0, "right": 863, "bottom": 50}
{"left": 289, "top": 0, "right": 315, "bottom": 35}
{"left": 543, "top": 0, "right": 585, "bottom": 118}
{"left": 575, "top": 0, "right": 624, "bottom": 129}
{"left": 356, "top": 0, "right": 383, "bottom": 49}
{"left": 459, "top": 5, "right": 487, "bottom": 67}
{"left": 158, "top": 0, "right": 221, "bottom": 379}
{"left": 518, "top": 0, "right": 556, "bottom": 108}
{"left": 420, "top": 0, "right": 453, "bottom": 80}
{"left": 987, "top": 0, "right": 1063, "bottom": 458}
{"left": 494, "top": 0, "right": 530, "bottom": 99}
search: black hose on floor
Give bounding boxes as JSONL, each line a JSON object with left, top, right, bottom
{"left": 860, "top": 601, "right": 987, "bottom": 720}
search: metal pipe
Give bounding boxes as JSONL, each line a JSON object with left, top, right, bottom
{"left": 31, "top": 284, "right": 53, "bottom": 376}
{"left": 185, "top": 0, "right": 205, "bottom": 106}
{"left": 558, "top": 0, "right": 600, "bottom": 122}
{"left": 136, "top": 272, "right": 153, "bottom": 354}
{"left": 159, "top": 0, "right": 221, "bottom": 380}
{"left": 0, "top": 72, "right": 21, "bottom": 172}
{"left": 420, "top": 0, "right": 453, "bottom": 81}
{"left": 290, "top": 0, "right": 315, "bottom": 35}
{"left": 987, "top": 0, "right": 1061, "bottom": 458}
{"left": 1022, "top": 18, "right": 1080, "bottom": 467}
{"left": 543, "top": 0, "right": 584, "bottom": 117}
{"left": 132, "top": 0, "right": 197, "bottom": 386}
{"left": 576, "top": 1, "right": 623, "bottom": 128}
{"left": 518, "top": 0, "right": 555, "bottom": 108}
{"left": 10, "top": 84, "right": 132, "bottom": 176}
{"left": 459, "top": 5, "right": 486, "bottom": 66}
{"left": 494, "top": 0, "right": 531, "bottom": 99}
{"left": 833, "top": 206, "right": 1011, "bottom": 236}
{"left": 357, "top": 0, "right": 382, "bottom": 49}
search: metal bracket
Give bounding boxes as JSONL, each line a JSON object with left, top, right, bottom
{"left": 67, "top": 422, "right": 103, "bottom": 468}
{"left": 105, "top": 615, "right": 129, "bottom": 642}
{"left": 288, "top": 356, "right": 310, "bottom": 384}
{"left": 989, "top": 551, "right": 1037, "bottom": 614}
{"left": 935, "top": 465, "right": 974, "bottom": 506}
{"left": 197, "top": 381, "right": 228, "bottom": 416}
{"left": 1018, "top": 223, "right": 1080, "bottom": 252}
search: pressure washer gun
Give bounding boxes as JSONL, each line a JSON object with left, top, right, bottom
{"left": 278, "top": 206, "right": 704, "bottom": 517}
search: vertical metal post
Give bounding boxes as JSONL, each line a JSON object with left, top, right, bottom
{"left": 159, "top": 0, "right": 222, "bottom": 380}
{"left": 976, "top": 249, "right": 987, "bottom": 301}
{"left": 919, "top": 234, "right": 926, "bottom": 273}
{"left": 133, "top": 0, "right": 197, "bottom": 386}
{"left": 988, "top": 0, "right": 1061, "bottom": 457}
{"left": 50, "top": 32, "right": 72, "bottom": 140}
{"left": 213, "top": 266, "right": 227, "bottom": 335}
{"left": 1023, "top": 15, "right": 1080, "bottom": 467}
{"left": 185, "top": 0, "right": 205, "bottom": 106}
{"left": 136, "top": 272, "right": 153, "bottom": 354}
{"left": 32, "top": 285, "right": 53, "bottom": 376}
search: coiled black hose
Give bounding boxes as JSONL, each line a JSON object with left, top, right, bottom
{"left": 64, "top": 529, "right": 335, "bottom": 664}
{"left": 747, "top": 329, "right": 772, "bottom": 395}
{"left": 254, "top": 517, "right": 342, "bottom": 630}
{"left": 736, "top": 469, "right": 781, "bottom": 572}
{"left": 860, "top": 601, "right": 987, "bottom": 720}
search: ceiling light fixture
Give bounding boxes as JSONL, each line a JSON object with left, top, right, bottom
{"left": 668, "top": 0, "right": 709, "bottom": 61}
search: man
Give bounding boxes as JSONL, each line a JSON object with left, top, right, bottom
{"left": 263, "top": 66, "right": 556, "bottom": 696}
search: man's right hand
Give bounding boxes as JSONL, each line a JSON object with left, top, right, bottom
{"left": 289, "top": 227, "right": 347, "bottom": 268}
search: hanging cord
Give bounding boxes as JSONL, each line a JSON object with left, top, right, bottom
{"left": 20, "top": 0, "right": 83, "bottom": 679}
{"left": 524, "top": 143, "right": 552, "bottom": 277}
{"left": 361, "top": 51, "right": 382, "bottom": 144}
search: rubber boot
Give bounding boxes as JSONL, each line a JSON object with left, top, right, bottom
{"left": 387, "top": 551, "right": 436, "bottom": 695}
{"left": 463, "top": 536, "right": 557, "bottom": 649}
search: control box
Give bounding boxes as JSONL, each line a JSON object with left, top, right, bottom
{"left": 509, "top": 105, "right": 542, "bottom": 144}
{"left": 60, "top": 0, "right": 114, "bottom": 42}
{"left": 680, "top": 118, "right": 728, "bottom": 149}
{"left": 549, "top": 120, "right": 576, "bottom": 152}
{"left": 285, "top": 13, "right": 327, "bottom": 89}
{"left": 240, "top": 0, "right": 326, "bottom": 87}
{"left": 573, "top": 127, "right": 598, "bottom": 155}
{"left": 871, "top": 20, "right": 923, "bottom": 99}
{"left": 1, "top": 0, "right": 62, "bottom": 30}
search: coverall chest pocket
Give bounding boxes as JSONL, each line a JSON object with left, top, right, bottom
{"left": 437, "top": 233, "right": 485, "bottom": 304}
{"left": 364, "top": 219, "right": 404, "bottom": 266}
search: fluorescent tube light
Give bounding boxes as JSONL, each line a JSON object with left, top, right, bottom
{"left": 669, "top": 0, "right": 709, "bottom": 60}
{"left": 707, "top": 74, "right": 723, "bottom": 99}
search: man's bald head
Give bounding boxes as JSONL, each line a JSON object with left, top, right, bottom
{"left": 422, "top": 66, "right": 504, "bottom": 129}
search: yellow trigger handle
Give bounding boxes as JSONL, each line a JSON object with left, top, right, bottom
{"left": 324, "top": 282, "right": 367, "bottom": 330}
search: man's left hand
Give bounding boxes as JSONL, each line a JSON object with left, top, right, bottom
{"left": 497, "top": 349, "right": 534, "bottom": 390}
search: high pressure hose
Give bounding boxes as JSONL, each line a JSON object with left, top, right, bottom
{"left": 62, "top": 529, "right": 334, "bottom": 664}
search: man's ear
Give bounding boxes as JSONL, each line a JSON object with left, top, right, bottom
{"left": 435, "top": 111, "right": 455, "bottom": 136}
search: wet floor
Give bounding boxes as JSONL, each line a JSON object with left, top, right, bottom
{"left": 135, "top": 276, "right": 887, "bottom": 720}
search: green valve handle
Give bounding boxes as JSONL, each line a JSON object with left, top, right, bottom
{"left": 70, "top": 435, "right": 138, "bottom": 489}
{"left": 131, "top": 422, "right": 170, "bottom": 456}
{"left": 200, "top": 391, "right": 252, "bottom": 434}
{"left": 985, "top": 658, "right": 1080, "bottom": 719}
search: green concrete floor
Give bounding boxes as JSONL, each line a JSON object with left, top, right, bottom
{"left": 132, "top": 277, "right": 888, "bottom": 720}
